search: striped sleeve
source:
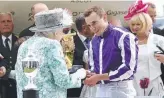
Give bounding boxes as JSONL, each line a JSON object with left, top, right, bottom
{"left": 109, "top": 29, "right": 138, "bottom": 81}
{"left": 88, "top": 40, "right": 94, "bottom": 72}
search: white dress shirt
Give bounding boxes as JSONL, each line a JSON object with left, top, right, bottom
{"left": 77, "top": 32, "right": 89, "bottom": 64}
{"left": 77, "top": 32, "right": 87, "bottom": 49}
{"left": 2, "top": 34, "right": 12, "bottom": 50}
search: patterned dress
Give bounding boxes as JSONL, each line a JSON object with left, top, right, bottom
{"left": 15, "top": 35, "right": 81, "bottom": 98}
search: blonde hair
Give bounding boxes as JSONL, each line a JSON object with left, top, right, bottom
{"left": 129, "top": 12, "right": 152, "bottom": 33}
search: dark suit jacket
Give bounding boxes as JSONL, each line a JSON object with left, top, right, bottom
{"left": 0, "top": 59, "right": 7, "bottom": 67}
{"left": 67, "top": 33, "right": 87, "bottom": 97}
{"left": 0, "top": 34, "right": 18, "bottom": 98}
{"left": 72, "top": 34, "right": 87, "bottom": 67}
{"left": 153, "top": 27, "right": 164, "bottom": 36}
{"left": 19, "top": 24, "right": 35, "bottom": 38}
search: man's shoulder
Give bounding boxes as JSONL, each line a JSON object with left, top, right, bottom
{"left": 112, "top": 27, "right": 131, "bottom": 34}
{"left": 153, "top": 27, "right": 163, "bottom": 36}
{"left": 73, "top": 34, "right": 79, "bottom": 40}
{"left": 19, "top": 24, "right": 35, "bottom": 37}
{"left": 12, "top": 34, "right": 18, "bottom": 39}
{"left": 112, "top": 27, "right": 134, "bottom": 39}
{"left": 153, "top": 27, "right": 161, "bottom": 31}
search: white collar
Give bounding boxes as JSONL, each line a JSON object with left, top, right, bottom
{"left": 2, "top": 34, "right": 12, "bottom": 42}
{"left": 2, "top": 34, "right": 12, "bottom": 49}
{"left": 77, "top": 32, "right": 87, "bottom": 42}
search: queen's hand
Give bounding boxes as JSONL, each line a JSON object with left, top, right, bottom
{"left": 75, "top": 68, "right": 86, "bottom": 79}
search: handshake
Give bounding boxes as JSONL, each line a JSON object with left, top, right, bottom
{"left": 76, "top": 69, "right": 97, "bottom": 86}
{"left": 69, "top": 65, "right": 86, "bottom": 79}
{"left": 69, "top": 65, "right": 98, "bottom": 86}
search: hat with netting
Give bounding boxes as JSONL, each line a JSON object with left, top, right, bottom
{"left": 29, "top": 8, "right": 73, "bottom": 32}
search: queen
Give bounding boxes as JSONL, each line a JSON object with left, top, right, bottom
{"left": 15, "top": 8, "right": 86, "bottom": 98}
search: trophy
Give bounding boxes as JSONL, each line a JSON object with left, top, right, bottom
{"left": 61, "top": 32, "right": 76, "bottom": 69}
{"left": 22, "top": 51, "right": 39, "bottom": 98}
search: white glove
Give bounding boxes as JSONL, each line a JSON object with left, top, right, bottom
{"left": 9, "top": 70, "right": 16, "bottom": 79}
{"left": 75, "top": 68, "right": 86, "bottom": 79}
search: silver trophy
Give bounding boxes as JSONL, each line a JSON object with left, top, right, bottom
{"left": 22, "top": 51, "right": 39, "bottom": 90}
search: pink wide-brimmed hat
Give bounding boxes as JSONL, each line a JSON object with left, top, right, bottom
{"left": 124, "top": 0, "right": 148, "bottom": 21}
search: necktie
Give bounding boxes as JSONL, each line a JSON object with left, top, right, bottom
{"left": 84, "top": 38, "right": 90, "bottom": 49}
{"left": 5, "top": 38, "right": 10, "bottom": 51}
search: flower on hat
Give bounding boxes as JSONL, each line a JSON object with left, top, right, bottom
{"left": 124, "top": 0, "right": 148, "bottom": 21}
{"left": 61, "top": 8, "right": 74, "bottom": 28}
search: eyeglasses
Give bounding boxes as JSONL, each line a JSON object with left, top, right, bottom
{"left": 63, "top": 28, "right": 71, "bottom": 34}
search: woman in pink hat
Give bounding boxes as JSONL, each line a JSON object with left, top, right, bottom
{"left": 125, "top": 0, "right": 164, "bottom": 96}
